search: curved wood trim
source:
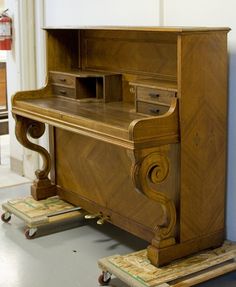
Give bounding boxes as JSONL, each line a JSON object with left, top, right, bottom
{"left": 14, "top": 114, "right": 57, "bottom": 200}
{"left": 132, "top": 152, "right": 176, "bottom": 242}
{"left": 129, "top": 98, "right": 179, "bottom": 143}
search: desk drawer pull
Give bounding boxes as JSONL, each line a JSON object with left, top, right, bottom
{"left": 149, "top": 93, "right": 160, "bottom": 98}
{"left": 59, "top": 90, "right": 67, "bottom": 95}
{"left": 59, "top": 78, "right": 66, "bottom": 82}
{"left": 149, "top": 108, "right": 160, "bottom": 114}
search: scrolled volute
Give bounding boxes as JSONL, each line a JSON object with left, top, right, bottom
{"left": 14, "top": 115, "right": 51, "bottom": 180}
{"left": 132, "top": 152, "right": 176, "bottom": 240}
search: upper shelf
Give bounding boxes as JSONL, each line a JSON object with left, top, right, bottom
{"left": 43, "top": 26, "right": 231, "bottom": 33}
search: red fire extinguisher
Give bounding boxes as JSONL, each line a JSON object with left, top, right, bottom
{"left": 0, "top": 9, "right": 12, "bottom": 50}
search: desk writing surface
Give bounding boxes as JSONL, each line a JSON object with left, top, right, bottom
{"left": 14, "top": 97, "right": 147, "bottom": 141}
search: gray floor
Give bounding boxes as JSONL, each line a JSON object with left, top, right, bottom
{"left": 0, "top": 184, "right": 236, "bottom": 287}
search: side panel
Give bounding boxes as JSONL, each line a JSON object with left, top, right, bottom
{"left": 47, "top": 29, "right": 79, "bottom": 72}
{"left": 179, "top": 32, "right": 228, "bottom": 242}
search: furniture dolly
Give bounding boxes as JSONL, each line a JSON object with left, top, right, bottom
{"left": 1, "top": 196, "right": 85, "bottom": 238}
{"left": 98, "top": 241, "right": 236, "bottom": 286}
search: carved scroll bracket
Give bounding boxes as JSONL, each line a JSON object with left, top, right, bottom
{"left": 131, "top": 151, "right": 176, "bottom": 248}
{"left": 14, "top": 115, "right": 57, "bottom": 200}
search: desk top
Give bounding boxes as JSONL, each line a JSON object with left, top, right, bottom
{"left": 15, "top": 97, "right": 142, "bottom": 138}
{"left": 13, "top": 95, "right": 179, "bottom": 149}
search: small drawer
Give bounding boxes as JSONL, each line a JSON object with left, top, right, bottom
{"left": 52, "top": 85, "right": 76, "bottom": 99}
{"left": 49, "top": 72, "right": 76, "bottom": 88}
{"left": 136, "top": 87, "right": 175, "bottom": 105}
{"left": 136, "top": 101, "right": 169, "bottom": 116}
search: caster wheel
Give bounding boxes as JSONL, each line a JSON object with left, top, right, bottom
{"left": 1, "top": 212, "right": 11, "bottom": 223}
{"left": 98, "top": 271, "right": 111, "bottom": 286}
{"left": 25, "top": 228, "right": 37, "bottom": 239}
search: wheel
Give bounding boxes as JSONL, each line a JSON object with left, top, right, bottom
{"left": 98, "top": 271, "right": 111, "bottom": 286}
{"left": 1, "top": 212, "right": 11, "bottom": 223}
{"left": 25, "top": 228, "right": 37, "bottom": 239}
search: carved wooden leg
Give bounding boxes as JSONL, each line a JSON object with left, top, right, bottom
{"left": 14, "top": 115, "right": 57, "bottom": 200}
{"left": 131, "top": 150, "right": 177, "bottom": 266}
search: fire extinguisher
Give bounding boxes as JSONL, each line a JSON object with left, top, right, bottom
{"left": 0, "top": 9, "right": 12, "bottom": 50}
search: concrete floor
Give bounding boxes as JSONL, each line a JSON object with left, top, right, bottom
{"left": 0, "top": 185, "right": 236, "bottom": 287}
{"left": 0, "top": 136, "right": 236, "bottom": 287}
{"left": 0, "top": 184, "right": 149, "bottom": 287}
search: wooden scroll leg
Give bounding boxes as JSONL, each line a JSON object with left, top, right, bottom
{"left": 132, "top": 151, "right": 177, "bottom": 267}
{"left": 14, "top": 115, "right": 57, "bottom": 200}
{"left": 147, "top": 200, "right": 177, "bottom": 267}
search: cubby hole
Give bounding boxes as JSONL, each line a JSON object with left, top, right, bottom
{"left": 76, "top": 77, "right": 104, "bottom": 100}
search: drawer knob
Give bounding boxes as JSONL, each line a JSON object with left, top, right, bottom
{"left": 59, "top": 78, "right": 66, "bottom": 82}
{"left": 149, "top": 93, "right": 160, "bottom": 98}
{"left": 149, "top": 108, "right": 160, "bottom": 114}
{"left": 59, "top": 89, "right": 67, "bottom": 95}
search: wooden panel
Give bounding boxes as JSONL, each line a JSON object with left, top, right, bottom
{"left": 0, "top": 62, "right": 6, "bottom": 106}
{"left": 179, "top": 32, "right": 228, "bottom": 242}
{"left": 0, "top": 83, "right": 6, "bottom": 105}
{"left": 103, "top": 74, "right": 122, "bottom": 102}
{"left": 81, "top": 30, "right": 177, "bottom": 80}
{"left": 47, "top": 29, "right": 79, "bottom": 71}
{"left": 0, "top": 118, "right": 8, "bottom": 135}
{"left": 54, "top": 128, "right": 179, "bottom": 241}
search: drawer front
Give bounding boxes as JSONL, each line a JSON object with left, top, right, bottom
{"left": 50, "top": 72, "right": 76, "bottom": 87}
{"left": 52, "top": 85, "right": 76, "bottom": 99}
{"left": 136, "top": 101, "right": 169, "bottom": 116}
{"left": 137, "top": 87, "right": 175, "bottom": 105}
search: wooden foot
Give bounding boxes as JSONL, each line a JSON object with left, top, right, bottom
{"left": 147, "top": 230, "right": 225, "bottom": 267}
{"left": 147, "top": 237, "right": 176, "bottom": 267}
{"left": 31, "top": 178, "right": 57, "bottom": 200}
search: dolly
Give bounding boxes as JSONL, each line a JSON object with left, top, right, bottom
{"left": 98, "top": 241, "right": 236, "bottom": 287}
{"left": 1, "top": 196, "right": 85, "bottom": 239}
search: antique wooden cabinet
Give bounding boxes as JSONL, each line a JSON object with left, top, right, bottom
{"left": 12, "top": 26, "right": 230, "bottom": 266}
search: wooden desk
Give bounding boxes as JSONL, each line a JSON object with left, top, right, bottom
{"left": 12, "top": 26, "right": 230, "bottom": 266}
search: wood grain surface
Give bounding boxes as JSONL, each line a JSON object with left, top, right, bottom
{"left": 12, "top": 27, "right": 230, "bottom": 266}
